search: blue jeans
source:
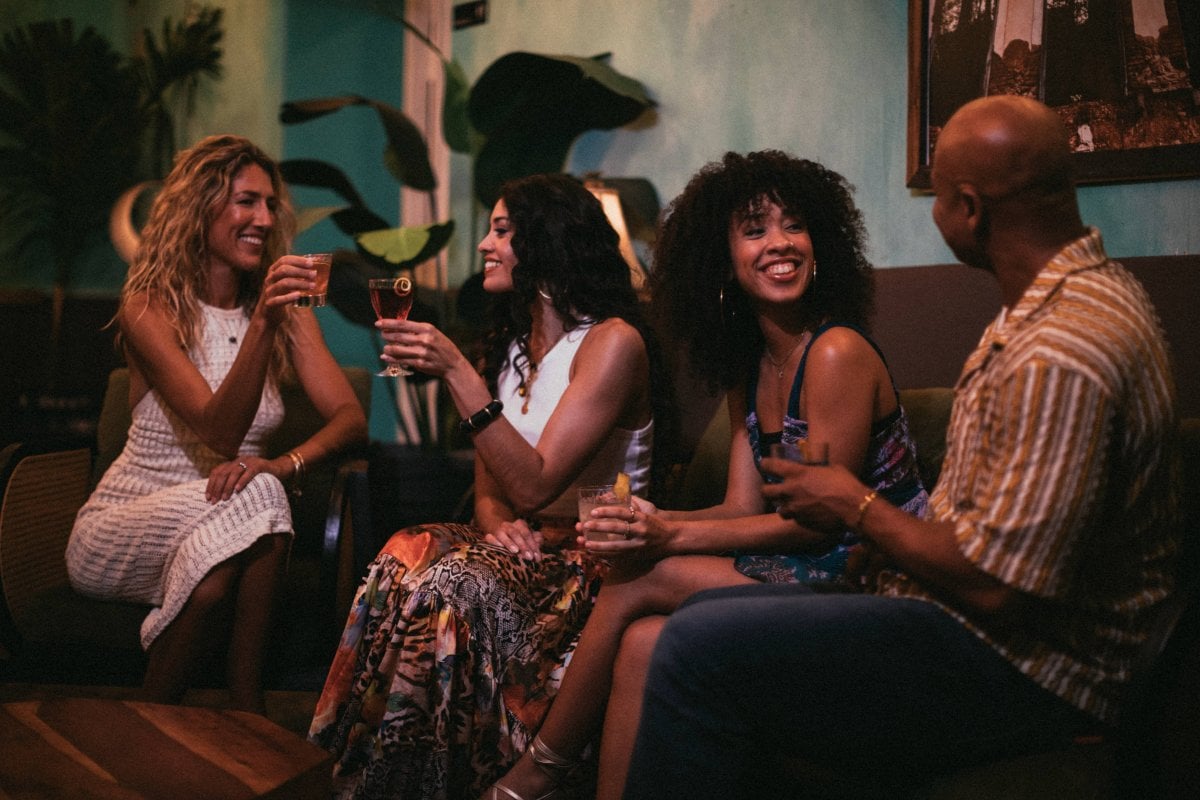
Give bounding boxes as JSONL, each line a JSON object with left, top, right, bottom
{"left": 622, "top": 584, "right": 1099, "bottom": 799}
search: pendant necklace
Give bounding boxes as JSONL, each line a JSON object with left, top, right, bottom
{"left": 517, "top": 364, "right": 538, "bottom": 415}
{"left": 516, "top": 328, "right": 568, "bottom": 414}
{"left": 213, "top": 312, "right": 244, "bottom": 346}
{"left": 765, "top": 333, "right": 808, "bottom": 379}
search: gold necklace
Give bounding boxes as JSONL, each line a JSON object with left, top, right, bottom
{"left": 765, "top": 333, "right": 808, "bottom": 379}
{"left": 517, "top": 327, "right": 567, "bottom": 413}
{"left": 517, "top": 364, "right": 538, "bottom": 414}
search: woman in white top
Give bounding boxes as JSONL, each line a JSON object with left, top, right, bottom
{"left": 309, "top": 173, "right": 667, "bottom": 800}
{"left": 67, "top": 135, "right": 367, "bottom": 713}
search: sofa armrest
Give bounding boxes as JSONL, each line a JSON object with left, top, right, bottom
{"left": 320, "top": 458, "right": 371, "bottom": 631}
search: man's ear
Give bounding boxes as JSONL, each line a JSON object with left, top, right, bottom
{"left": 959, "top": 184, "right": 985, "bottom": 234}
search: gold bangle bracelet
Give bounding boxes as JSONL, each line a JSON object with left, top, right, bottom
{"left": 286, "top": 450, "right": 305, "bottom": 497}
{"left": 854, "top": 490, "right": 879, "bottom": 530}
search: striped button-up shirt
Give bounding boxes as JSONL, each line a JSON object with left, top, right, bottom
{"left": 883, "top": 228, "right": 1180, "bottom": 723}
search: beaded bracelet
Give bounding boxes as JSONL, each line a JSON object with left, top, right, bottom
{"left": 854, "top": 490, "right": 878, "bottom": 530}
{"left": 459, "top": 400, "right": 504, "bottom": 435}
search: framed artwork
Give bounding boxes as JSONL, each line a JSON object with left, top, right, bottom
{"left": 907, "top": 0, "right": 1200, "bottom": 188}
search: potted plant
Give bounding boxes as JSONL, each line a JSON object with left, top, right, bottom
{"left": 279, "top": 47, "right": 657, "bottom": 331}
{"left": 0, "top": 9, "right": 224, "bottom": 441}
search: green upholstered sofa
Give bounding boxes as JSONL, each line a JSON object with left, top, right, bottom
{"left": 668, "top": 388, "right": 1199, "bottom": 800}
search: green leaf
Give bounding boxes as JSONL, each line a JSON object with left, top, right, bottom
{"left": 280, "top": 158, "right": 367, "bottom": 207}
{"left": 443, "top": 58, "right": 479, "bottom": 154}
{"left": 133, "top": 6, "right": 224, "bottom": 175}
{"left": 279, "top": 94, "right": 367, "bottom": 124}
{"left": 358, "top": 226, "right": 429, "bottom": 262}
{"left": 465, "top": 52, "right": 655, "bottom": 207}
{"left": 355, "top": 220, "right": 454, "bottom": 269}
{"left": 331, "top": 206, "right": 392, "bottom": 238}
{"left": 280, "top": 95, "right": 435, "bottom": 191}
{"left": 473, "top": 127, "right": 578, "bottom": 209}
{"left": 295, "top": 204, "right": 346, "bottom": 234}
{"left": 468, "top": 52, "right": 653, "bottom": 135}
{"left": 551, "top": 53, "right": 653, "bottom": 107}
{"left": 372, "top": 100, "right": 436, "bottom": 190}
{"left": 0, "top": 19, "right": 144, "bottom": 288}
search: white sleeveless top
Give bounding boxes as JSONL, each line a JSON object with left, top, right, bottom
{"left": 495, "top": 322, "right": 654, "bottom": 518}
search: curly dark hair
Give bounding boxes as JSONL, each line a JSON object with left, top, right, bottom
{"left": 478, "top": 173, "right": 677, "bottom": 496}
{"left": 650, "top": 150, "right": 874, "bottom": 393}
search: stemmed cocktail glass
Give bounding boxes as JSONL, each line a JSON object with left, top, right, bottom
{"left": 370, "top": 276, "right": 415, "bottom": 377}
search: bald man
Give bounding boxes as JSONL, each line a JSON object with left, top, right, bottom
{"left": 621, "top": 96, "right": 1180, "bottom": 799}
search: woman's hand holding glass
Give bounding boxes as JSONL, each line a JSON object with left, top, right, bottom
{"left": 259, "top": 255, "right": 322, "bottom": 323}
{"left": 377, "top": 318, "right": 472, "bottom": 380}
{"left": 579, "top": 496, "right": 669, "bottom": 557}
{"left": 760, "top": 458, "right": 861, "bottom": 532}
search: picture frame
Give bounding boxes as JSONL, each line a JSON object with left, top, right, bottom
{"left": 907, "top": 0, "right": 1200, "bottom": 189}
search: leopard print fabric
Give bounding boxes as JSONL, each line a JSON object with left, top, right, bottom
{"left": 310, "top": 522, "right": 607, "bottom": 799}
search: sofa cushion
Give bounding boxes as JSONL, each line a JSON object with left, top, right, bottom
{"left": 671, "top": 387, "right": 955, "bottom": 511}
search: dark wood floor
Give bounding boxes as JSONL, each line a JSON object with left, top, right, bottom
{"left": 0, "top": 682, "right": 319, "bottom": 738}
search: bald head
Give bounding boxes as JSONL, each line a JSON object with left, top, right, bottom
{"left": 934, "top": 95, "right": 1074, "bottom": 201}
{"left": 930, "top": 95, "right": 1086, "bottom": 300}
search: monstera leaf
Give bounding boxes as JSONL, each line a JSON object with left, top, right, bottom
{"left": 466, "top": 52, "right": 655, "bottom": 208}
{"left": 281, "top": 95, "right": 435, "bottom": 190}
{"left": 279, "top": 48, "right": 655, "bottom": 336}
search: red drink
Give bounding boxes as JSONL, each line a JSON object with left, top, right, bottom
{"left": 368, "top": 276, "right": 416, "bottom": 377}
{"left": 370, "top": 276, "right": 414, "bottom": 320}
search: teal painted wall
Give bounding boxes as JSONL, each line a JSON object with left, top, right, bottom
{"left": 281, "top": 0, "right": 407, "bottom": 441}
{"left": 5, "top": 0, "right": 1197, "bottom": 439}
{"left": 446, "top": 0, "right": 1199, "bottom": 281}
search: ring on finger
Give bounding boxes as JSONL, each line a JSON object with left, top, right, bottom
{"left": 238, "top": 461, "right": 248, "bottom": 471}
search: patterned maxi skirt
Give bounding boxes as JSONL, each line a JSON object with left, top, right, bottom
{"left": 309, "top": 522, "right": 607, "bottom": 800}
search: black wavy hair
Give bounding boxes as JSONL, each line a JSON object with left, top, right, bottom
{"left": 650, "top": 150, "right": 874, "bottom": 393}
{"left": 479, "top": 173, "right": 677, "bottom": 497}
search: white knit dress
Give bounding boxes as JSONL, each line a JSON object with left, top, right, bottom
{"left": 66, "top": 304, "right": 293, "bottom": 649}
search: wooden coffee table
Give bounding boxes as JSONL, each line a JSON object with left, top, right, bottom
{"left": 0, "top": 696, "right": 332, "bottom": 799}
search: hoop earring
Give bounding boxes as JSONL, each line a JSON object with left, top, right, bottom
{"left": 811, "top": 260, "right": 817, "bottom": 285}
{"left": 719, "top": 283, "right": 735, "bottom": 336}
{"left": 538, "top": 288, "right": 552, "bottom": 301}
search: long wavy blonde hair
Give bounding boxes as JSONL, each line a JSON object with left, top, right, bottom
{"left": 120, "top": 134, "right": 297, "bottom": 379}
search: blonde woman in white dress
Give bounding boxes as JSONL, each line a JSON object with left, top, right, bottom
{"left": 67, "top": 135, "right": 366, "bottom": 712}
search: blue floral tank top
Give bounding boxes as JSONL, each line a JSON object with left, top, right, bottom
{"left": 738, "top": 322, "right": 929, "bottom": 583}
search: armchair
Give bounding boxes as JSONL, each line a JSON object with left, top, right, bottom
{"left": 0, "top": 366, "right": 371, "bottom": 686}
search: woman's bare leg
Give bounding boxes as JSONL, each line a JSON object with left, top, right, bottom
{"left": 143, "top": 561, "right": 238, "bottom": 704}
{"left": 226, "top": 532, "right": 290, "bottom": 713}
{"left": 485, "top": 555, "right": 752, "bottom": 799}
{"left": 596, "top": 615, "right": 666, "bottom": 800}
